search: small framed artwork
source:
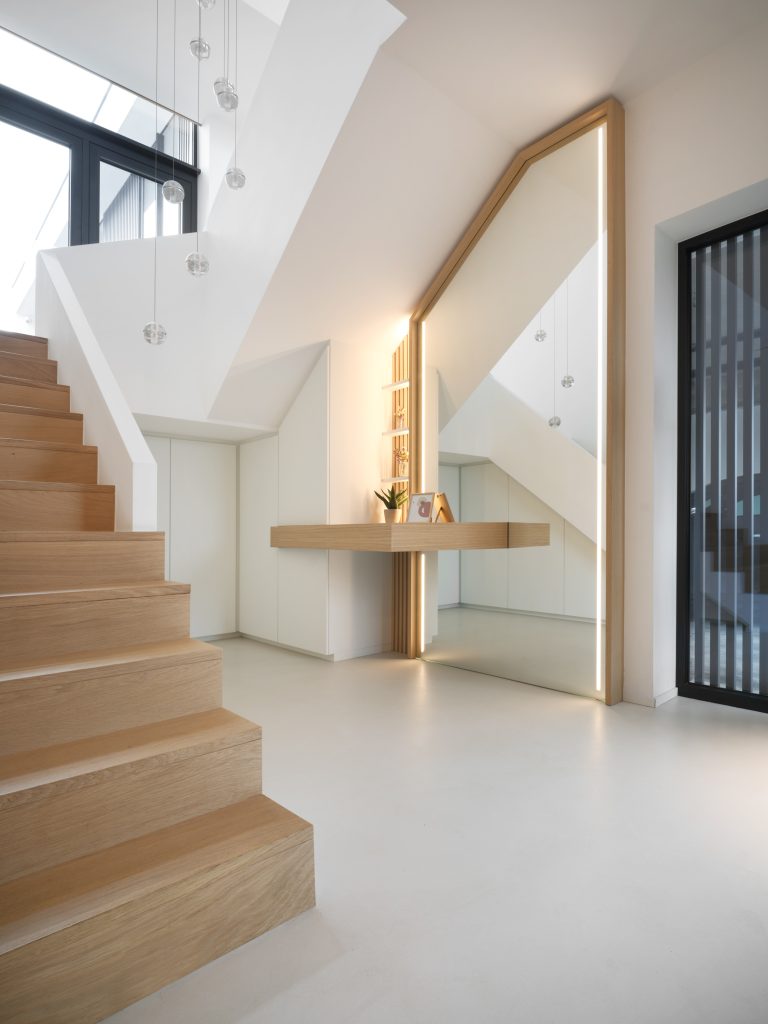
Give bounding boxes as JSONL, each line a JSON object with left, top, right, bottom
{"left": 407, "top": 492, "right": 435, "bottom": 523}
{"left": 432, "top": 492, "right": 455, "bottom": 522}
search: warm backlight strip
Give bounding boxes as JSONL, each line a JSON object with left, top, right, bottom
{"left": 595, "top": 124, "right": 606, "bottom": 692}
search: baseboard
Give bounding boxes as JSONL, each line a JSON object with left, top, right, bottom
{"left": 236, "top": 632, "right": 334, "bottom": 661}
{"left": 653, "top": 686, "right": 679, "bottom": 708}
{"left": 195, "top": 632, "right": 241, "bottom": 642}
{"left": 332, "top": 641, "right": 394, "bottom": 662}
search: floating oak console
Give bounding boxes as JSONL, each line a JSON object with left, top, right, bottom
{"left": 270, "top": 522, "right": 550, "bottom": 552}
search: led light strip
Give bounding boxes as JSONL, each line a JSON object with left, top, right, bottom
{"left": 595, "top": 124, "right": 606, "bottom": 692}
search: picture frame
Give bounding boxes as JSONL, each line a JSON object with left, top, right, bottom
{"left": 406, "top": 492, "right": 435, "bottom": 523}
{"left": 432, "top": 492, "right": 455, "bottom": 522}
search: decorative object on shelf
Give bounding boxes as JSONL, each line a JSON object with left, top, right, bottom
{"left": 560, "top": 278, "right": 575, "bottom": 389}
{"left": 432, "top": 493, "right": 455, "bottom": 523}
{"left": 186, "top": 0, "right": 210, "bottom": 276}
{"left": 407, "top": 492, "right": 435, "bottom": 523}
{"left": 375, "top": 485, "right": 407, "bottom": 524}
{"left": 189, "top": 37, "right": 210, "bottom": 60}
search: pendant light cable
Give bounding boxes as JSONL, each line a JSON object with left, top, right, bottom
{"left": 153, "top": 0, "right": 159, "bottom": 322}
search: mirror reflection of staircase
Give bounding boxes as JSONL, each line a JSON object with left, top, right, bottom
{"left": 0, "top": 329, "right": 315, "bottom": 1024}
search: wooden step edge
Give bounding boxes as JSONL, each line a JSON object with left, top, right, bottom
{"left": 0, "top": 480, "right": 113, "bottom": 493}
{"left": 0, "top": 530, "right": 162, "bottom": 542}
{"left": 0, "top": 331, "right": 47, "bottom": 344}
{"left": 0, "top": 796, "right": 312, "bottom": 956}
{"left": 0, "top": 403, "right": 82, "bottom": 421}
{"left": 0, "top": 437, "right": 96, "bottom": 454}
{"left": 0, "top": 581, "right": 190, "bottom": 607}
{"left": 0, "top": 349, "right": 56, "bottom": 369}
{"left": 0, "top": 374, "right": 67, "bottom": 393}
{"left": 0, "top": 709, "right": 260, "bottom": 802}
{"left": 0, "top": 639, "right": 221, "bottom": 687}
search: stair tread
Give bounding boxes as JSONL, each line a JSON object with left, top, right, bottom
{"left": 0, "top": 349, "right": 56, "bottom": 367}
{"left": 0, "top": 374, "right": 66, "bottom": 393}
{"left": 0, "top": 638, "right": 219, "bottom": 685}
{"left": 0, "top": 795, "right": 311, "bottom": 956}
{"left": 0, "top": 402, "right": 81, "bottom": 421}
{"left": 0, "top": 708, "right": 260, "bottom": 799}
{"left": 0, "top": 529, "right": 162, "bottom": 542}
{"left": 0, "top": 580, "right": 190, "bottom": 606}
{"left": 0, "top": 479, "right": 113, "bottom": 492}
{"left": 0, "top": 331, "right": 47, "bottom": 344}
{"left": 0, "top": 437, "right": 96, "bottom": 454}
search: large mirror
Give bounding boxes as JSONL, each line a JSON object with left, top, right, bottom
{"left": 421, "top": 122, "right": 608, "bottom": 699}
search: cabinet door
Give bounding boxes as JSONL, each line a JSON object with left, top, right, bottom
{"left": 169, "top": 439, "right": 236, "bottom": 637}
{"left": 144, "top": 435, "right": 171, "bottom": 579}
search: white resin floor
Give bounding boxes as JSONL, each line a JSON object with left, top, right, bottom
{"left": 109, "top": 638, "right": 768, "bottom": 1024}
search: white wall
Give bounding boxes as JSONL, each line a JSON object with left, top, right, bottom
{"left": 239, "top": 435, "right": 279, "bottom": 641}
{"left": 145, "top": 434, "right": 237, "bottom": 638}
{"left": 437, "top": 464, "right": 460, "bottom": 607}
{"left": 624, "top": 18, "right": 768, "bottom": 706}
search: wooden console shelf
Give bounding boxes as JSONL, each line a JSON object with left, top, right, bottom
{"left": 270, "top": 522, "right": 550, "bottom": 553}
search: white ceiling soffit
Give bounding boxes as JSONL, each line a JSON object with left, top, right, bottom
{"left": 135, "top": 412, "right": 274, "bottom": 443}
{"left": 211, "top": 340, "right": 328, "bottom": 429}
{"left": 0, "top": 0, "right": 280, "bottom": 122}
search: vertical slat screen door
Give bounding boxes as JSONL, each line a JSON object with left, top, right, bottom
{"left": 678, "top": 210, "right": 768, "bottom": 711}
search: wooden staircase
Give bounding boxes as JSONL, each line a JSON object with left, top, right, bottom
{"left": 0, "top": 330, "right": 315, "bottom": 1023}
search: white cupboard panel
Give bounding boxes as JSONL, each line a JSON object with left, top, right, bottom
{"left": 460, "top": 462, "right": 508, "bottom": 607}
{"left": 144, "top": 434, "right": 170, "bottom": 579}
{"left": 239, "top": 436, "right": 279, "bottom": 641}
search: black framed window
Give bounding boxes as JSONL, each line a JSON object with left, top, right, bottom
{"left": 677, "top": 208, "right": 768, "bottom": 712}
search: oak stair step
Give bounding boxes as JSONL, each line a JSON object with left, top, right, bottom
{"left": 0, "top": 530, "right": 164, "bottom": 593}
{"left": 0, "top": 332, "right": 48, "bottom": 360}
{"left": 0, "top": 437, "right": 96, "bottom": 485}
{"left": 0, "top": 708, "right": 262, "bottom": 884}
{"left": 0, "top": 350, "right": 57, "bottom": 384}
{"left": 0, "top": 403, "right": 83, "bottom": 444}
{"left": 0, "top": 480, "right": 115, "bottom": 532}
{"left": 0, "top": 639, "right": 223, "bottom": 755}
{"left": 0, "top": 374, "right": 69, "bottom": 412}
{"left": 0, "top": 795, "right": 314, "bottom": 1024}
{"left": 0, "top": 581, "right": 190, "bottom": 669}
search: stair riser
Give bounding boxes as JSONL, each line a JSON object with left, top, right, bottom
{"left": 0, "top": 488, "right": 114, "bottom": 531}
{"left": 0, "top": 380, "right": 69, "bottom": 412}
{"left": 0, "top": 445, "right": 97, "bottom": 486}
{"left": 0, "top": 353, "right": 57, "bottom": 384}
{"left": 0, "top": 537, "right": 165, "bottom": 593}
{"left": 0, "top": 592, "right": 189, "bottom": 667}
{"left": 0, "top": 738, "right": 262, "bottom": 883}
{"left": 0, "top": 338, "right": 48, "bottom": 360}
{"left": 0, "top": 835, "right": 314, "bottom": 1024}
{"left": 0, "top": 655, "right": 222, "bottom": 755}
{"left": 0, "top": 408, "right": 82, "bottom": 444}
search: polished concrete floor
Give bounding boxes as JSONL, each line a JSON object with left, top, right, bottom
{"left": 110, "top": 638, "right": 768, "bottom": 1024}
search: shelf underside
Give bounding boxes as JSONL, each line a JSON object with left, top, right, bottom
{"left": 270, "top": 522, "right": 550, "bottom": 553}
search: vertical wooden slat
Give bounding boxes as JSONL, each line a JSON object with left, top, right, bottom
{"left": 709, "top": 242, "right": 722, "bottom": 686}
{"left": 742, "top": 231, "right": 755, "bottom": 693}
{"left": 724, "top": 236, "right": 737, "bottom": 689}
{"left": 759, "top": 226, "right": 768, "bottom": 694}
{"left": 693, "top": 250, "right": 706, "bottom": 684}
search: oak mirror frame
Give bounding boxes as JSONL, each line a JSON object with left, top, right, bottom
{"left": 399, "top": 98, "right": 625, "bottom": 705}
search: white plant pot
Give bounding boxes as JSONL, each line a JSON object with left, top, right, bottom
{"left": 383, "top": 507, "right": 400, "bottom": 524}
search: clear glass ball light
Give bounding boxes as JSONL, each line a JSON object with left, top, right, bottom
{"left": 142, "top": 321, "right": 167, "bottom": 345}
{"left": 561, "top": 374, "right": 575, "bottom": 389}
{"left": 196, "top": 0, "right": 216, "bottom": 8}
{"left": 534, "top": 328, "right": 547, "bottom": 343}
{"left": 162, "top": 179, "right": 185, "bottom": 204}
{"left": 548, "top": 415, "right": 561, "bottom": 428}
{"left": 214, "top": 77, "right": 238, "bottom": 111}
{"left": 185, "top": 251, "right": 210, "bottom": 277}
{"left": 189, "top": 37, "right": 210, "bottom": 60}
{"left": 225, "top": 166, "right": 246, "bottom": 190}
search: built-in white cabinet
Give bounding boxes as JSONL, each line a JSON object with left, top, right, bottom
{"left": 145, "top": 435, "right": 237, "bottom": 638}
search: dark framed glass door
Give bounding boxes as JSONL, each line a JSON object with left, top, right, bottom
{"left": 678, "top": 209, "right": 768, "bottom": 711}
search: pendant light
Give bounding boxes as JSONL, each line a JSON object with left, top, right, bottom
{"left": 225, "top": 0, "right": 246, "bottom": 188}
{"left": 560, "top": 277, "right": 575, "bottom": 389}
{"left": 548, "top": 290, "right": 560, "bottom": 427}
{"left": 196, "top": 0, "right": 216, "bottom": 7}
{"left": 143, "top": 0, "right": 166, "bottom": 344}
{"left": 186, "top": 0, "right": 210, "bottom": 276}
{"left": 534, "top": 308, "right": 546, "bottom": 343}
{"left": 214, "top": 0, "right": 238, "bottom": 111}
{"left": 162, "top": 0, "right": 185, "bottom": 206}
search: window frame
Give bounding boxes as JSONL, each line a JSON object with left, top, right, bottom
{"left": 0, "top": 81, "right": 199, "bottom": 246}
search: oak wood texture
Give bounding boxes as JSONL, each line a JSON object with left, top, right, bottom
{"left": 0, "top": 797, "right": 314, "bottom": 1024}
{"left": 0, "top": 582, "right": 191, "bottom": 669}
{"left": 0, "top": 403, "right": 83, "bottom": 444}
{"left": 0, "top": 375, "right": 70, "bottom": 412}
{"left": 0, "top": 438, "right": 98, "bottom": 485}
{"left": 0, "top": 328, "right": 315, "bottom": 1018}
{"left": 0, "top": 531, "right": 165, "bottom": 593}
{"left": 0, "top": 480, "right": 115, "bottom": 531}
{"left": 0, "top": 351, "right": 58, "bottom": 384}
{"left": 0, "top": 334, "right": 48, "bottom": 360}
{"left": 271, "top": 521, "right": 550, "bottom": 552}
{"left": 0, "top": 640, "right": 222, "bottom": 755}
{"left": 406, "top": 98, "right": 626, "bottom": 682}
{"left": 0, "top": 709, "right": 262, "bottom": 884}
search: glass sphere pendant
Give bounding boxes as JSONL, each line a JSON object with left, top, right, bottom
{"left": 189, "top": 37, "right": 210, "bottom": 60}
{"left": 225, "top": 166, "right": 246, "bottom": 190}
{"left": 548, "top": 415, "right": 561, "bottom": 428}
{"left": 214, "top": 77, "right": 238, "bottom": 111}
{"left": 561, "top": 374, "right": 575, "bottom": 389}
{"left": 196, "top": 0, "right": 216, "bottom": 8}
{"left": 534, "top": 328, "right": 547, "bottom": 343}
{"left": 185, "top": 251, "right": 210, "bottom": 277}
{"left": 142, "top": 321, "right": 167, "bottom": 345}
{"left": 162, "top": 179, "right": 185, "bottom": 204}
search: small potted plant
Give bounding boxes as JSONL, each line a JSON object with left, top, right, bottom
{"left": 375, "top": 485, "right": 407, "bottom": 524}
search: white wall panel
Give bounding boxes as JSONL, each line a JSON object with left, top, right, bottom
{"left": 460, "top": 462, "right": 507, "bottom": 607}
{"left": 239, "top": 436, "right": 279, "bottom": 641}
{"left": 506, "top": 475, "right": 564, "bottom": 616}
{"left": 437, "top": 464, "right": 460, "bottom": 607}
{"left": 144, "top": 434, "right": 171, "bottom": 579}
{"left": 169, "top": 439, "right": 237, "bottom": 638}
